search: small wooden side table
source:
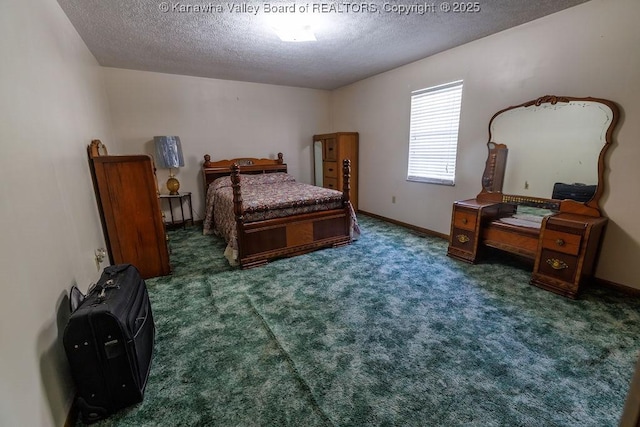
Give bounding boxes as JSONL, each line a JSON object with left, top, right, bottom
{"left": 159, "top": 192, "right": 193, "bottom": 229}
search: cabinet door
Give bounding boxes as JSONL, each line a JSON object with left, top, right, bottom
{"left": 93, "top": 156, "right": 171, "bottom": 279}
{"left": 313, "top": 140, "right": 323, "bottom": 186}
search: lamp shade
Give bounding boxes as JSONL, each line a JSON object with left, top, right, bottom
{"left": 154, "top": 136, "right": 184, "bottom": 169}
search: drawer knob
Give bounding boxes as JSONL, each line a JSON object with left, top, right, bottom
{"left": 461, "top": 218, "right": 468, "bottom": 224}
{"left": 456, "top": 234, "right": 470, "bottom": 244}
{"left": 556, "top": 239, "right": 565, "bottom": 246}
{"left": 546, "top": 258, "right": 568, "bottom": 270}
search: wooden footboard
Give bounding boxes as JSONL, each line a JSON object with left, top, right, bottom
{"left": 230, "top": 159, "right": 353, "bottom": 268}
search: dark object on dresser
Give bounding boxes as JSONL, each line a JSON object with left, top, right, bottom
{"left": 88, "top": 140, "right": 171, "bottom": 279}
{"left": 551, "top": 182, "right": 597, "bottom": 203}
{"left": 63, "top": 264, "right": 155, "bottom": 424}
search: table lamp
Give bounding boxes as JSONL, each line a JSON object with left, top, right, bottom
{"left": 154, "top": 136, "right": 185, "bottom": 195}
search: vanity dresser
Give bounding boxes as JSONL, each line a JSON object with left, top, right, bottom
{"left": 447, "top": 95, "right": 619, "bottom": 298}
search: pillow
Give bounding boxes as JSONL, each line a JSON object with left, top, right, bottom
{"left": 211, "top": 172, "right": 295, "bottom": 191}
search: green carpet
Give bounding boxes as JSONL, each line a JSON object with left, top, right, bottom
{"left": 87, "top": 215, "right": 640, "bottom": 426}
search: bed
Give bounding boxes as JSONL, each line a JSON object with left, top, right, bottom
{"left": 202, "top": 153, "right": 359, "bottom": 268}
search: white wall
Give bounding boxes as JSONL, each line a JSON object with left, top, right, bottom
{"left": 102, "top": 68, "right": 332, "bottom": 221}
{"left": 331, "top": 0, "right": 640, "bottom": 289}
{"left": 0, "top": 0, "right": 113, "bottom": 425}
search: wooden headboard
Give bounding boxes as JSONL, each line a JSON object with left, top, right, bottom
{"left": 202, "top": 152, "right": 287, "bottom": 190}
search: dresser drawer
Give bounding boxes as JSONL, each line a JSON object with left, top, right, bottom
{"left": 323, "top": 161, "right": 338, "bottom": 178}
{"left": 324, "top": 138, "right": 337, "bottom": 161}
{"left": 450, "top": 227, "right": 477, "bottom": 253}
{"left": 541, "top": 229, "right": 582, "bottom": 256}
{"left": 453, "top": 208, "right": 478, "bottom": 231}
{"left": 538, "top": 248, "right": 578, "bottom": 283}
{"left": 323, "top": 177, "right": 338, "bottom": 190}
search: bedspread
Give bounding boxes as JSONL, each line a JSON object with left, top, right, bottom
{"left": 203, "top": 173, "right": 359, "bottom": 264}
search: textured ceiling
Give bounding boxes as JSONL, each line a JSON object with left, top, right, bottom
{"left": 57, "top": 0, "right": 590, "bottom": 90}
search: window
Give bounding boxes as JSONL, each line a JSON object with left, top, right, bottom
{"left": 407, "top": 80, "right": 463, "bottom": 185}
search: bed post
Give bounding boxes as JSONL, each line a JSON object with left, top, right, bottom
{"left": 342, "top": 159, "right": 354, "bottom": 237}
{"left": 231, "top": 164, "right": 245, "bottom": 260}
{"left": 230, "top": 164, "right": 243, "bottom": 219}
{"left": 342, "top": 159, "right": 351, "bottom": 206}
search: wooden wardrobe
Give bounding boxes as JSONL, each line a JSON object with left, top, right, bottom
{"left": 313, "top": 132, "right": 359, "bottom": 210}
{"left": 88, "top": 140, "right": 171, "bottom": 279}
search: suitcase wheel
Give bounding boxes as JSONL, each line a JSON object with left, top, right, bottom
{"left": 77, "top": 397, "right": 109, "bottom": 424}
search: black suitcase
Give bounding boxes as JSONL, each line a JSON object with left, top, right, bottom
{"left": 63, "top": 264, "right": 155, "bottom": 424}
{"left": 551, "top": 182, "right": 597, "bottom": 203}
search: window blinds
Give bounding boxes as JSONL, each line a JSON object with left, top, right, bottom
{"left": 407, "top": 80, "right": 463, "bottom": 185}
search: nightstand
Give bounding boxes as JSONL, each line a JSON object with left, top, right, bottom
{"left": 159, "top": 192, "right": 193, "bottom": 229}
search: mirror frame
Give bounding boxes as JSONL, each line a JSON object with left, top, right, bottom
{"left": 476, "top": 95, "right": 619, "bottom": 217}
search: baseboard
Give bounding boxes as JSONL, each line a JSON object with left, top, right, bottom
{"left": 357, "top": 210, "right": 449, "bottom": 240}
{"left": 593, "top": 277, "right": 640, "bottom": 297}
{"left": 357, "top": 210, "right": 640, "bottom": 296}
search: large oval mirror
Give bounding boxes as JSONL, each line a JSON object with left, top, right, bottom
{"left": 479, "top": 95, "right": 618, "bottom": 215}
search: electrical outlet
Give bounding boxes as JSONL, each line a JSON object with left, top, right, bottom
{"left": 392, "top": 196, "right": 396, "bottom": 204}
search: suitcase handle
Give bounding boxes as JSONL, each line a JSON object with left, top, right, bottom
{"left": 96, "top": 279, "right": 120, "bottom": 303}
{"left": 104, "top": 264, "right": 134, "bottom": 275}
{"left": 133, "top": 303, "right": 150, "bottom": 339}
